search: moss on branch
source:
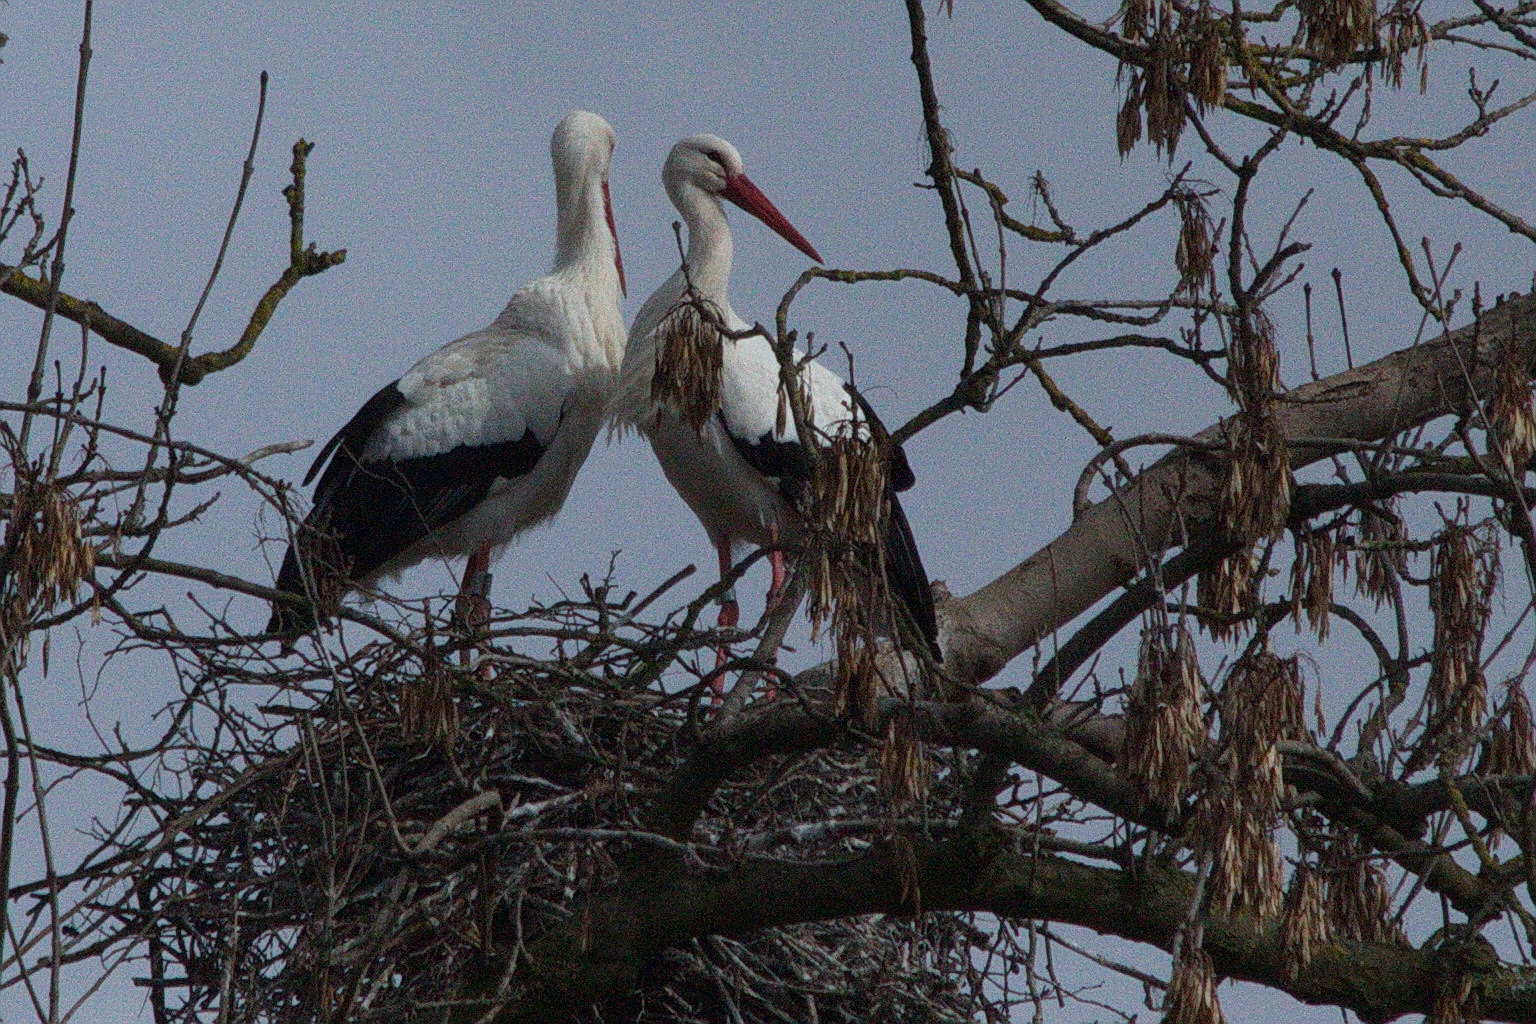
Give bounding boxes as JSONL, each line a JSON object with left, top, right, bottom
{"left": 0, "top": 138, "right": 343, "bottom": 385}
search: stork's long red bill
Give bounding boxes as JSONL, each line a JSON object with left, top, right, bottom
{"left": 602, "top": 179, "right": 626, "bottom": 295}
{"left": 719, "top": 172, "right": 823, "bottom": 264}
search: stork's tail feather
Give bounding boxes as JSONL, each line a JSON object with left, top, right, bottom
{"left": 882, "top": 489, "right": 941, "bottom": 661}
{"left": 266, "top": 543, "right": 319, "bottom": 636}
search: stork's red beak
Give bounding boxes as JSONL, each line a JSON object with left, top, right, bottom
{"left": 719, "top": 172, "right": 823, "bottom": 264}
{"left": 603, "top": 179, "right": 626, "bottom": 296}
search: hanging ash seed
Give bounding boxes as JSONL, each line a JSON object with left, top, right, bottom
{"left": 652, "top": 300, "right": 725, "bottom": 433}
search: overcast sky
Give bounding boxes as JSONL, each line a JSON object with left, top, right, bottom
{"left": 3, "top": 2, "right": 1535, "bottom": 1021}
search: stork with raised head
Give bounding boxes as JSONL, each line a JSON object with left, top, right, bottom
{"left": 612, "top": 135, "right": 940, "bottom": 675}
{"left": 268, "top": 110, "right": 627, "bottom": 635}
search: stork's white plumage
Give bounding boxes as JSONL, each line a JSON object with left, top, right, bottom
{"left": 613, "top": 135, "right": 939, "bottom": 669}
{"left": 269, "top": 111, "right": 627, "bottom": 633}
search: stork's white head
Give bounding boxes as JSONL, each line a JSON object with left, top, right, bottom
{"left": 552, "top": 110, "right": 625, "bottom": 294}
{"left": 664, "top": 134, "right": 823, "bottom": 264}
{"left": 553, "top": 111, "right": 616, "bottom": 174}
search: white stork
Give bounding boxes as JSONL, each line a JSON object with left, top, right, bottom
{"left": 268, "top": 110, "right": 627, "bottom": 634}
{"left": 612, "top": 135, "right": 940, "bottom": 673}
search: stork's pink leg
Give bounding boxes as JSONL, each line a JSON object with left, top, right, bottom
{"left": 457, "top": 545, "right": 493, "bottom": 632}
{"left": 713, "top": 538, "right": 739, "bottom": 696}
{"left": 456, "top": 546, "right": 495, "bottom": 677}
{"left": 765, "top": 521, "right": 787, "bottom": 612}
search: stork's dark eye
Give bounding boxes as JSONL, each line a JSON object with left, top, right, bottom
{"left": 705, "top": 150, "right": 726, "bottom": 167}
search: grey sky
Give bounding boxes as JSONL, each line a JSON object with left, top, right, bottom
{"left": 3, "top": 1, "right": 1534, "bottom": 1020}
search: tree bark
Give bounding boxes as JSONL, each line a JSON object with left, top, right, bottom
{"left": 466, "top": 831, "right": 1536, "bottom": 1024}
{"left": 939, "top": 290, "right": 1536, "bottom": 688}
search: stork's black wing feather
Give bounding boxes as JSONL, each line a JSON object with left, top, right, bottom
{"left": 886, "top": 443, "right": 916, "bottom": 493}
{"left": 882, "top": 488, "right": 941, "bottom": 661}
{"left": 316, "top": 432, "right": 546, "bottom": 581}
{"left": 724, "top": 413, "right": 814, "bottom": 507}
{"left": 724, "top": 411, "right": 939, "bottom": 660}
{"left": 304, "top": 380, "right": 409, "bottom": 488}
{"left": 268, "top": 420, "right": 547, "bottom": 634}
{"left": 843, "top": 386, "right": 916, "bottom": 492}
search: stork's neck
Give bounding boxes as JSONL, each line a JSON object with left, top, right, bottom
{"left": 554, "top": 171, "right": 618, "bottom": 277}
{"left": 543, "top": 168, "right": 625, "bottom": 369}
{"left": 676, "top": 184, "right": 734, "bottom": 303}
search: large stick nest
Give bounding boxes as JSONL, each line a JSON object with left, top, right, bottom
{"left": 119, "top": 580, "right": 997, "bottom": 1024}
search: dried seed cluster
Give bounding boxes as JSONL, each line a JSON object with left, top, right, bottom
{"left": 1480, "top": 680, "right": 1536, "bottom": 777}
{"left": 878, "top": 714, "right": 929, "bottom": 812}
{"left": 1221, "top": 409, "right": 1290, "bottom": 544}
{"left": 1116, "top": 3, "right": 1229, "bottom": 158}
{"left": 1427, "top": 522, "right": 1498, "bottom": 759}
{"left": 1278, "top": 864, "right": 1331, "bottom": 980}
{"left": 2, "top": 476, "right": 95, "bottom": 642}
{"left": 1174, "top": 188, "right": 1218, "bottom": 300}
{"left": 1197, "top": 548, "right": 1257, "bottom": 642}
{"left": 652, "top": 299, "right": 725, "bottom": 433}
{"left": 1321, "top": 828, "right": 1404, "bottom": 946}
{"left": 1290, "top": 528, "right": 1341, "bottom": 641}
{"left": 1198, "top": 650, "right": 1304, "bottom": 919}
{"left": 1223, "top": 311, "right": 1290, "bottom": 542}
{"left": 1118, "top": 58, "right": 1186, "bottom": 158}
{"left": 1489, "top": 320, "right": 1536, "bottom": 475}
{"left": 811, "top": 422, "right": 888, "bottom": 553}
{"left": 1379, "top": 3, "right": 1431, "bottom": 91}
{"left": 1296, "top": 0, "right": 1377, "bottom": 70}
{"left": 1295, "top": 0, "right": 1431, "bottom": 89}
{"left": 1354, "top": 507, "right": 1407, "bottom": 610}
{"left": 1206, "top": 309, "right": 1289, "bottom": 639}
{"left": 806, "top": 421, "right": 896, "bottom": 721}
{"left": 1199, "top": 792, "right": 1284, "bottom": 920}
{"left": 1162, "top": 946, "right": 1226, "bottom": 1024}
{"left": 1119, "top": 0, "right": 1169, "bottom": 45}
{"left": 401, "top": 653, "right": 459, "bottom": 742}
{"left": 1187, "top": 6, "right": 1228, "bottom": 111}
{"left": 1122, "top": 621, "right": 1205, "bottom": 809}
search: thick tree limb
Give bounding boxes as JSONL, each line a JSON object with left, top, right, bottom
{"left": 643, "top": 695, "right": 1166, "bottom": 843}
{"left": 644, "top": 692, "right": 1506, "bottom": 922}
{"left": 1026, "top": 470, "right": 1536, "bottom": 707}
{"left": 939, "top": 290, "right": 1536, "bottom": 687}
{"left": 459, "top": 831, "right": 1536, "bottom": 1024}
